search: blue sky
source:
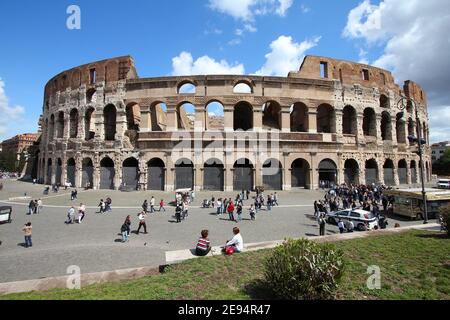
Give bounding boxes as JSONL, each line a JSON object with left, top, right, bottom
{"left": 0, "top": 0, "right": 448, "bottom": 143}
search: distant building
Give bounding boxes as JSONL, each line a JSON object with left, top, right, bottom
{"left": 431, "top": 141, "right": 450, "bottom": 163}
{"left": 1, "top": 133, "right": 39, "bottom": 155}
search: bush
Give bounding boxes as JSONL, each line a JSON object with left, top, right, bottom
{"left": 439, "top": 205, "right": 450, "bottom": 236}
{"left": 264, "top": 239, "right": 345, "bottom": 300}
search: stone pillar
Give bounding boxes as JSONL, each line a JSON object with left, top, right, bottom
{"left": 393, "top": 167, "right": 400, "bottom": 186}
{"left": 337, "top": 153, "right": 344, "bottom": 185}
{"left": 378, "top": 160, "right": 384, "bottom": 185}
{"left": 61, "top": 157, "right": 67, "bottom": 186}
{"left": 78, "top": 113, "right": 85, "bottom": 140}
{"left": 194, "top": 165, "right": 202, "bottom": 191}
{"left": 224, "top": 105, "right": 233, "bottom": 132}
{"left": 282, "top": 153, "right": 290, "bottom": 191}
{"left": 308, "top": 109, "right": 317, "bottom": 133}
{"left": 140, "top": 108, "right": 152, "bottom": 132}
{"left": 166, "top": 156, "right": 175, "bottom": 191}
{"left": 406, "top": 164, "right": 412, "bottom": 185}
{"left": 280, "top": 106, "right": 290, "bottom": 133}
{"left": 195, "top": 106, "right": 205, "bottom": 132}
{"left": 310, "top": 153, "right": 318, "bottom": 189}
{"left": 391, "top": 119, "right": 398, "bottom": 144}
{"left": 335, "top": 110, "right": 343, "bottom": 137}
{"left": 225, "top": 151, "right": 234, "bottom": 191}
{"left": 63, "top": 115, "right": 70, "bottom": 140}
{"left": 359, "top": 167, "right": 366, "bottom": 185}
{"left": 43, "top": 158, "right": 49, "bottom": 185}
{"left": 254, "top": 161, "right": 262, "bottom": 188}
{"left": 375, "top": 114, "right": 382, "bottom": 144}
{"left": 356, "top": 113, "right": 364, "bottom": 144}
{"left": 114, "top": 165, "right": 121, "bottom": 191}
{"left": 51, "top": 159, "right": 56, "bottom": 185}
{"left": 166, "top": 104, "right": 177, "bottom": 132}
{"left": 75, "top": 156, "right": 82, "bottom": 188}
{"left": 253, "top": 109, "right": 263, "bottom": 131}
{"left": 93, "top": 165, "right": 100, "bottom": 190}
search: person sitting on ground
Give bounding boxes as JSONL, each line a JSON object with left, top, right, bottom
{"left": 347, "top": 220, "right": 355, "bottom": 233}
{"left": 224, "top": 227, "right": 244, "bottom": 254}
{"left": 195, "top": 230, "right": 212, "bottom": 256}
{"left": 65, "top": 206, "right": 75, "bottom": 224}
{"left": 338, "top": 219, "right": 345, "bottom": 234}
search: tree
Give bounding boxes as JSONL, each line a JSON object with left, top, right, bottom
{"left": 433, "top": 149, "right": 450, "bottom": 176}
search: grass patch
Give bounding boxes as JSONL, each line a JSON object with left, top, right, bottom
{"left": 2, "top": 230, "right": 449, "bottom": 300}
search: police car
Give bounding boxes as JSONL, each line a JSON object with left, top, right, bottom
{"left": 326, "top": 209, "right": 379, "bottom": 231}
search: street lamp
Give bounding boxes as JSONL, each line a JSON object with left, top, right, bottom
{"left": 397, "top": 96, "right": 429, "bottom": 224}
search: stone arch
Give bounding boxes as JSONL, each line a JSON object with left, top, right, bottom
{"left": 69, "top": 109, "right": 79, "bottom": 138}
{"left": 47, "top": 158, "right": 53, "bottom": 184}
{"left": 233, "top": 81, "right": 253, "bottom": 94}
{"left": 177, "top": 80, "right": 197, "bottom": 94}
{"left": 147, "top": 158, "right": 165, "bottom": 191}
{"left": 177, "top": 102, "right": 195, "bottom": 130}
{"left": 104, "top": 104, "right": 117, "bottom": 141}
{"left": 363, "top": 107, "right": 376, "bottom": 136}
{"left": 317, "top": 104, "right": 335, "bottom": 133}
{"left": 262, "top": 158, "right": 282, "bottom": 190}
{"left": 291, "top": 158, "right": 310, "bottom": 189}
{"left": 262, "top": 101, "right": 281, "bottom": 130}
{"left": 365, "top": 159, "right": 379, "bottom": 185}
{"left": 56, "top": 158, "right": 63, "bottom": 185}
{"left": 344, "top": 159, "right": 359, "bottom": 185}
{"left": 206, "top": 100, "right": 224, "bottom": 130}
{"left": 126, "top": 102, "right": 141, "bottom": 131}
{"left": 82, "top": 158, "right": 94, "bottom": 188}
{"left": 150, "top": 101, "right": 167, "bottom": 132}
{"left": 85, "top": 107, "right": 95, "bottom": 141}
{"left": 383, "top": 159, "right": 395, "bottom": 186}
{"left": 86, "top": 88, "right": 97, "bottom": 104}
{"left": 318, "top": 159, "right": 337, "bottom": 188}
{"left": 122, "top": 157, "right": 139, "bottom": 190}
{"left": 290, "top": 102, "right": 308, "bottom": 132}
{"left": 56, "top": 112, "right": 64, "bottom": 139}
{"left": 204, "top": 158, "right": 224, "bottom": 191}
{"left": 398, "top": 159, "right": 408, "bottom": 184}
{"left": 175, "top": 158, "right": 194, "bottom": 190}
{"left": 233, "top": 158, "right": 254, "bottom": 191}
{"left": 100, "top": 157, "right": 115, "bottom": 190}
{"left": 380, "top": 94, "right": 390, "bottom": 108}
{"left": 381, "top": 111, "right": 392, "bottom": 141}
{"left": 234, "top": 101, "right": 253, "bottom": 131}
{"left": 342, "top": 105, "right": 357, "bottom": 135}
{"left": 66, "top": 158, "right": 76, "bottom": 186}
{"left": 396, "top": 112, "right": 406, "bottom": 143}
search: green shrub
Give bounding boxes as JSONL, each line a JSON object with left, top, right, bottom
{"left": 439, "top": 205, "right": 450, "bottom": 236}
{"left": 264, "top": 239, "right": 345, "bottom": 300}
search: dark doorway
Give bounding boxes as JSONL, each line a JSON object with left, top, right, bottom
{"left": 291, "top": 159, "right": 310, "bottom": 189}
{"left": 122, "top": 158, "right": 139, "bottom": 191}
{"left": 100, "top": 158, "right": 115, "bottom": 190}
{"left": 175, "top": 159, "right": 194, "bottom": 190}
{"left": 262, "top": 159, "right": 282, "bottom": 190}
{"left": 204, "top": 159, "right": 224, "bottom": 191}
{"left": 233, "top": 159, "right": 254, "bottom": 191}
{"left": 147, "top": 158, "right": 165, "bottom": 191}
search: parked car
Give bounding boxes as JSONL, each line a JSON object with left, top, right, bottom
{"left": 437, "top": 179, "right": 450, "bottom": 189}
{"left": 326, "top": 209, "right": 379, "bottom": 231}
{"left": 0, "top": 206, "right": 12, "bottom": 224}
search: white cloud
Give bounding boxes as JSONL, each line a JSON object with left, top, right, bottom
{"left": 255, "top": 35, "right": 321, "bottom": 76}
{"left": 171, "top": 52, "right": 245, "bottom": 76}
{"left": 0, "top": 78, "right": 25, "bottom": 139}
{"left": 343, "top": 0, "right": 450, "bottom": 142}
{"left": 228, "top": 38, "right": 242, "bottom": 46}
{"left": 300, "top": 4, "right": 310, "bottom": 14}
{"left": 429, "top": 106, "right": 450, "bottom": 143}
{"left": 208, "top": 0, "right": 294, "bottom": 21}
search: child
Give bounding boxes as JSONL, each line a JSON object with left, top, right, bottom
{"left": 195, "top": 230, "right": 211, "bottom": 256}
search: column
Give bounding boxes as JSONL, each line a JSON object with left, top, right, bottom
{"left": 93, "top": 165, "right": 100, "bottom": 190}
{"left": 307, "top": 109, "right": 317, "bottom": 133}
{"left": 166, "top": 104, "right": 177, "bottom": 132}
{"left": 375, "top": 114, "right": 382, "bottom": 144}
{"left": 224, "top": 105, "right": 233, "bottom": 132}
{"left": 253, "top": 109, "right": 263, "bottom": 131}
{"left": 225, "top": 151, "right": 233, "bottom": 191}
{"left": 75, "top": 156, "right": 82, "bottom": 188}
{"left": 356, "top": 113, "right": 364, "bottom": 145}
{"left": 140, "top": 108, "right": 152, "bottom": 132}
{"left": 335, "top": 110, "right": 343, "bottom": 137}
{"left": 406, "top": 164, "right": 412, "bottom": 185}
{"left": 309, "top": 153, "right": 318, "bottom": 189}
{"left": 195, "top": 106, "right": 205, "bottom": 132}
{"left": 280, "top": 106, "right": 290, "bottom": 133}
{"left": 391, "top": 119, "right": 398, "bottom": 144}
{"left": 51, "top": 159, "right": 56, "bottom": 185}
{"left": 393, "top": 167, "right": 400, "bottom": 186}
{"left": 165, "top": 156, "right": 175, "bottom": 191}
{"left": 194, "top": 165, "right": 202, "bottom": 191}
{"left": 254, "top": 160, "right": 262, "bottom": 188}
{"left": 43, "top": 158, "right": 49, "bottom": 185}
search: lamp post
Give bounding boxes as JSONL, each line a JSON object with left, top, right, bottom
{"left": 397, "top": 96, "right": 428, "bottom": 224}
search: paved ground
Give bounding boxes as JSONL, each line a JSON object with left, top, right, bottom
{"left": 0, "top": 179, "right": 427, "bottom": 283}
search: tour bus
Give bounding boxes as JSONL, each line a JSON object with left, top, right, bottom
{"left": 437, "top": 179, "right": 450, "bottom": 189}
{"left": 384, "top": 189, "right": 450, "bottom": 220}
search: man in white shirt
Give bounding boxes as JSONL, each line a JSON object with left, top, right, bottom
{"left": 226, "top": 227, "right": 244, "bottom": 253}
{"left": 136, "top": 211, "right": 148, "bottom": 234}
{"left": 150, "top": 196, "right": 155, "bottom": 213}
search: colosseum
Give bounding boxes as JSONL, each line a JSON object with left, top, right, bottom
{"left": 33, "top": 55, "right": 432, "bottom": 192}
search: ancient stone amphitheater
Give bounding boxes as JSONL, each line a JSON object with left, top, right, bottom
{"left": 34, "top": 55, "right": 432, "bottom": 191}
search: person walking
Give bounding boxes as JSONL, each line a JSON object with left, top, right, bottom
{"left": 236, "top": 203, "right": 243, "bottom": 222}
{"left": 78, "top": 203, "right": 86, "bottom": 223}
{"left": 319, "top": 214, "right": 326, "bottom": 236}
{"left": 65, "top": 206, "right": 75, "bottom": 224}
{"left": 136, "top": 211, "right": 148, "bottom": 234}
{"left": 227, "top": 201, "right": 235, "bottom": 221}
{"left": 267, "top": 195, "right": 272, "bottom": 212}
{"left": 150, "top": 196, "right": 156, "bottom": 213}
{"left": 273, "top": 192, "right": 279, "bottom": 206}
{"left": 195, "top": 230, "right": 212, "bottom": 256}
{"left": 22, "top": 222, "right": 33, "bottom": 248}
{"left": 182, "top": 201, "right": 189, "bottom": 220}
{"left": 249, "top": 204, "right": 256, "bottom": 220}
{"left": 175, "top": 204, "right": 182, "bottom": 223}
{"left": 142, "top": 200, "right": 148, "bottom": 213}
{"left": 159, "top": 199, "right": 166, "bottom": 212}
{"left": 121, "top": 217, "right": 131, "bottom": 243}
{"left": 216, "top": 198, "right": 222, "bottom": 215}
{"left": 28, "top": 200, "right": 35, "bottom": 215}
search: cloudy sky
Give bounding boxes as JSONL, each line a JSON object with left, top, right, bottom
{"left": 0, "top": 0, "right": 449, "bottom": 142}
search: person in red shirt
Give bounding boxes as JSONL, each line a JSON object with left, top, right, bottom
{"left": 159, "top": 199, "right": 166, "bottom": 212}
{"left": 227, "top": 201, "right": 235, "bottom": 221}
{"left": 195, "top": 230, "right": 211, "bottom": 256}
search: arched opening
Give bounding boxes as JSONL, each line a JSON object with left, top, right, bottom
{"left": 67, "top": 158, "right": 76, "bottom": 186}
{"left": 398, "top": 159, "right": 408, "bottom": 184}
{"left": 206, "top": 101, "right": 224, "bottom": 131}
{"left": 177, "top": 103, "right": 195, "bottom": 130}
{"left": 47, "top": 158, "right": 52, "bottom": 184}
{"left": 55, "top": 158, "right": 62, "bottom": 185}
{"left": 380, "top": 94, "right": 390, "bottom": 109}
{"left": 49, "top": 115, "right": 55, "bottom": 141}
{"left": 383, "top": 159, "right": 395, "bottom": 186}
{"left": 410, "top": 160, "right": 417, "bottom": 183}
{"left": 233, "top": 82, "right": 252, "bottom": 94}
{"left": 318, "top": 159, "right": 337, "bottom": 188}
{"left": 342, "top": 105, "right": 357, "bottom": 135}
{"left": 233, "top": 158, "right": 254, "bottom": 191}
{"left": 175, "top": 158, "right": 194, "bottom": 190}
{"left": 85, "top": 108, "right": 95, "bottom": 141}
{"left": 365, "top": 159, "right": 379, "bottom": 185}
{"left": 291, "top": 159, "right": 310, "bottom": 189}
{"left": 408, "top": 118, "right": 415, "bottom": 138}
{"left": 178, "top": 82, "right": 196, "bottom": 94}
{"left": 126, "top": 103, "right": 141, "bottom": 131}
{"left": 363, "top": 108, "right": 376, "bottom": 136}
{"left": 204, "top": 158, "right": 224, "bottom": 191}
{"left": 122, "top": 157, "right": 139, "bottom": 191}
{"left": 82, "top": 158, "right": 94, "bottom": 189}
{"left": 104, "top": 104, "right": 117, "bottom": 141}
{"left": 317, "top": 104, "right": 335, "bottom": 133}
{"left": 150, "top": 102, "right": 167, "bottom": 132}
{"left": 262, "top": 101, "right": 281, "bottom": 130}
{"left": 344, "top": 159, "right": 359, "bottom": 185}
{"left": 262, "top": 159, "right": 282, "bottom": 190}
{"left": 100, "top": 157, "right": 115, "bottom": 190}
{"left": 56, "top": 112, "right": 64, "bottom": 139}
{"left": 86, "top": 88, "right": 97, "bottom": 104}
{"left": 396, "top": 113, "right": 406, "bottom": 143}
{"left": 69, "top": 109, "right": 79, "bottom": 138}
{"left": 381, "top": 111, "right": 392, "bottom": 141}
{"left": 147, "top": 158, "right": 165, "bottom": 191}
{"left": 290, "top": 103, "right": 308, "bottom": 132}
{"left": 234, "top": 102, "right": 253, "bottom": 131}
